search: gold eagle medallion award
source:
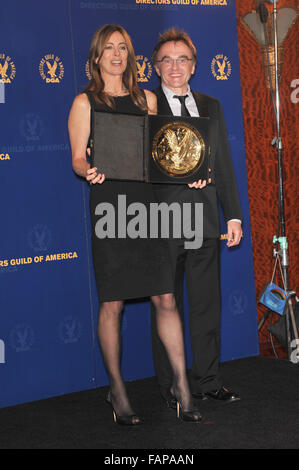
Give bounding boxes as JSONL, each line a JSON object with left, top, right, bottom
{"left": 152, "top": 121, "right": 205, "bottom": 179}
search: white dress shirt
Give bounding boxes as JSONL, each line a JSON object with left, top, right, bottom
{"left": 162, "top": 84, "right": 199, "bottom": 117}
{"left": 161, "top": 84, "right": 242, "bottom": 226}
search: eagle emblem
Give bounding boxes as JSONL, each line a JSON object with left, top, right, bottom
{"left": 136, "top": 55, "right": 152, "bottom": 83}
{"left": 211, "top": 54, "right": 232, "bottom": 81}
{"left": 161, "top": 128, "right": 195, "bottom": 168}
{"left": 0, "top": 61, "right": 9, "bottom": 79}
{"left": 0, "top": 55, "right": 16, "bottom": 83}
{"left": 46, "top": 60, "right": 58, "bottom": 79}
{"left": 39, "top": 54, "right": 64, "bottom": 83}
{"left": 216, "top": 60, "right": 226, "bottom": 77}
{"left": 152, "top": 122, "right": 205, "bottom": 177}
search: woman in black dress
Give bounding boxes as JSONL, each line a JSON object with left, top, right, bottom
{"left": 68, "top": 24, "right": 201, "bottom": 425}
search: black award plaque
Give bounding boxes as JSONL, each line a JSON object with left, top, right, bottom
{"left": 91, "top": 111, "right": 215, "bottom": 184}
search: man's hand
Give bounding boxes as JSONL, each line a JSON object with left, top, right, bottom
{"left": 227, "top": 220, "right": 243, "bottom": 247}
{"left": 188, "top": 179, "right": 207, "bottom": 189}
{"left": 188, "top": 169, "right": 212, "bottom": 189}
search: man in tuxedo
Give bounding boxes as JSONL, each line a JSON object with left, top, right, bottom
{"left": 150, "top": 28, "right": 243, "bottom": 406}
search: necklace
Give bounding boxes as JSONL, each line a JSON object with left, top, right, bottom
{"left": 104, "top": 88, "right": 129, "bottom": 97}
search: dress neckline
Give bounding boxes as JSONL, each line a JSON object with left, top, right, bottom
{"left": 113, "top": 94, "right": 130, "bottom": 99}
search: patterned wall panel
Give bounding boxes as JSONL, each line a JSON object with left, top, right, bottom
{"left": 236, "top": 0, "right": 299, "bottom": 357}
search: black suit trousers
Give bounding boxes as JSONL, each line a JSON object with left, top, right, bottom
{"left": 151, "top": 237, "right": 223, "bottom": 394}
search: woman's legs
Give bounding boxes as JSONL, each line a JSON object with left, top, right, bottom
{"left": 98, "top": 294, "right": 199, "bottom": 422}
{"left": 151, "top": 293, "right": 198, "bottom": 414}
{"left": 98, "top": 300, "right": 138, "bottom": 420}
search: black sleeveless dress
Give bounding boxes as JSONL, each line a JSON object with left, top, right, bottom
{"left": 88, "top": 93, "right": 174, "bottom": 302}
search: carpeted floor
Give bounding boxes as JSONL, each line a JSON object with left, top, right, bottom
{"left": 0, "top": 356, "right": 298, "bottom": 449}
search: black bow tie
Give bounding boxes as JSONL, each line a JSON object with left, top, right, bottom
{"left": 173, "top": 95, "right": 191, "bottom": 117}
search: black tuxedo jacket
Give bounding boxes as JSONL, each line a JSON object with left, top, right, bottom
{"left": 153, "top": 86, "right": 242, "bottom": 238}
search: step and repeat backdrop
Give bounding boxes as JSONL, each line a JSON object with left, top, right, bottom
{"left": 0, "top": 0, "right": 259, "bottom": 408}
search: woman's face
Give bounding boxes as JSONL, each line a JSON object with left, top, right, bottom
{"left": 98, "top": 31, "right": 129, "bottom": 79}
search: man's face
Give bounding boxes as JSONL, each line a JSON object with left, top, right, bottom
{"left": 154, "top": 41, "right": 196, "bottom": 94}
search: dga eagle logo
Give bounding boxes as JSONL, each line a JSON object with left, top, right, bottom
{"left": 20, "top": 113, "right": 44, "bottom": 142}
{"left": 211, "top": 54, "right": 232, "bottom": 81}
{"left": 59, "top": 316, "right": 82, "bottom": 344}
{"left": 9, "top": 324, "right": 35, "bottom": 353}
{"left": 136, "top": 55, "right": 152, "bottom": 83}
{"left": 0, "top": 54, "right": 16, "bottom": 83}
{"left": 228, "top": 290, "right": 248, "bottom": 316}
{"left": 28, "top": 224, "right": 52, "bottom": 252}
{"left": 39, "top": 54, "right": 64, "bottom": 84}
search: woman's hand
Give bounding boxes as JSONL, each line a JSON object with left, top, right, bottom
{"left": 86, "top": 167, "right": 106, "bottom": 185}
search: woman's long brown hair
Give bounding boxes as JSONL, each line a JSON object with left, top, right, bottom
{"left": 84, "top": 24, "right": 147, "bottom": 112}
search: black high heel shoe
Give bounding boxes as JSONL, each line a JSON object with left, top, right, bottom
{"left": 106, "top": 395, "right": 142, "bottom": 426}
{"left": 176, "top": 401, "right": 202, "bottom": 423}
{"left": 170, "top": 386, "right": 202, "bottom": 423}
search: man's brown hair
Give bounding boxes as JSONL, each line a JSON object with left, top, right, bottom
{"left": 152, "top": 27, "right": 197, "bottom": 65}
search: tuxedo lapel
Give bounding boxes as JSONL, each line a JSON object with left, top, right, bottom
{"left": 154, "top": 87, "right": 174, "bottom": 115}
{"left": 191, "top": 91, "right": 210, "bottom": 117}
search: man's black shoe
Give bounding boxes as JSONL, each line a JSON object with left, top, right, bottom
{"left": 193, "top": 387, "right": 241, "bottom": 403}
{"left": 192, "top": 392, "right": 208, "bottom": 401}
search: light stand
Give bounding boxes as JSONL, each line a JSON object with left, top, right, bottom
{"left": 258, "top": 0, "right": 298, "bottom": 361}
